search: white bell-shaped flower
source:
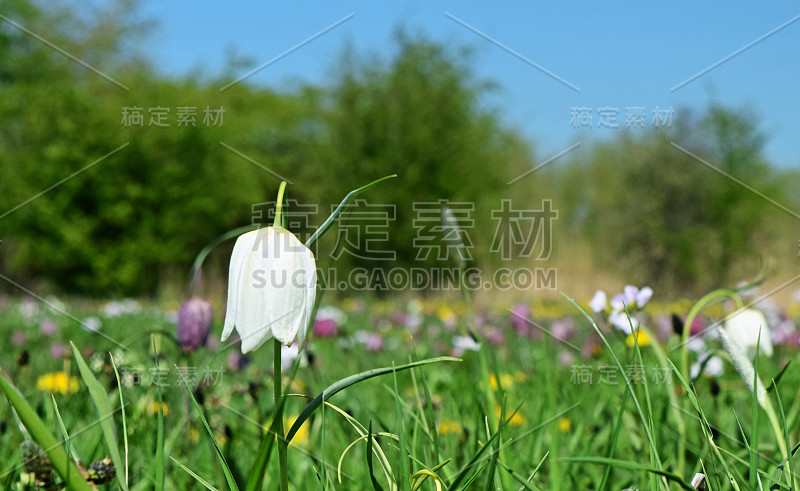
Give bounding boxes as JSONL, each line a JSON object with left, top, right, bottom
{"left": 222, "top": 226, "right": 317, "bottom": 353}
{"left": 724, "top": 308, "right": 773, "bottom": 358}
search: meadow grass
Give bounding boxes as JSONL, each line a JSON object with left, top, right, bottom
{"left": 1, "top": 293, "right": 799, "bottom": 490}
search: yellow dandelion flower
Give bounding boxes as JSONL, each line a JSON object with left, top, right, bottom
{"left": 626, "top": 330, "right": 651, "bottom": 348}
{"left": 495, "top": 405, "right": 526, "bottom": 426}
{"left": 436, "top": 305, "right": 456, "bottom": 324}
{"left": 437, "top": 420, "right": 463, "bottom": 435}
{"left": 36, "top": 372, "right": 79, "bottom": 395}
{"left": 147, "top": 401, "right": 169, "bottom": 417}
{"left": 489, "top": 373, "right": 515, "bottom": 391}
{"left": 283, "top": 416, "right": 310, "bottom": 447}
{"left": 507, "top": 411, "right": 526, "bottom": 426}
{"left": 558, "top": 417, "right": 572, "bottom": 433}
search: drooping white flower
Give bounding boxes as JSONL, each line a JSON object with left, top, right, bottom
{"left": 724, "top": 309, "right": 773, "bottom": 358}
{"left": 589, "top": 290, "right": 607, "bottom": 313}
{"left": 221, "top": 226, "right": 317, "bottom": 353}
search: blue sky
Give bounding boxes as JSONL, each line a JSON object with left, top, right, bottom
{"left": 138, "top": 2, "right": 800, "bottom": 167}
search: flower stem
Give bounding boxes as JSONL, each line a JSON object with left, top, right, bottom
{"left": 274, "top": 181, "right": 287, "bottom": 227}
{"left": 274, "top": 339, "right": 288, "bottom": 491}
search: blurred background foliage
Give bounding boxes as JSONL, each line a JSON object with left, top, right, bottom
{"left": 0, "top": 0, "right": 797, "bottom": 299}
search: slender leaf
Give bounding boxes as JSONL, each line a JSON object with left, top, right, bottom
{"left": 772, "top": 379, "right": 797, "bottom": 490}
{"left": 51, "top": 395, "right": 79, "bottom": 464}
{"left": 176, "top": 366, "right": 240, "bottom": 491}
{"left": 70, "top": 342, "right": 128, "bottom": 491}
{"left": 110, "top": 353, "right": 129, "bottom": 489}
{"left": 600, "top": 388, "right": 630, "bottom": 490}
{"left": 0, "top": 371, "right": 94, "bottom": 491}
{"left": 767, "top": 360, "right": 793, "bottom": 394}
{"left": 305, "top": 174, "right": 396, "bottom": 247}
{"left": 152, "top": 338, "right": 165, "bottom": 491}
{"left": 366, "top": 421, "right": 385, "bottom": 491}
{"left": 393, "top": 366, "right": 411, "bottom": 491}
{"left": 171, "top": 456, "right": 219, "bottom": 491}
{"left": 189, "top": 224, "right": 257, "bottom": 285}
{"left": 245, "top": 397, "right": 285, "bottom": 491}
{"left": 286, "top": 357, "right": 459, "bottom": 443}
{"left": 558, "top": 457, "right": 694, "bottom": 490}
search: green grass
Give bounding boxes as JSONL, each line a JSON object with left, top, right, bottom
{"left": 1, "top": 295, "right": 799, "bottom": 489}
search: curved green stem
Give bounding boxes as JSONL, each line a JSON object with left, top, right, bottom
{"left": 678, "top": 288, "right": 739, "bottom": 477}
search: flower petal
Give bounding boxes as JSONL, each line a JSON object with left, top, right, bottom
{"left": 635, "top": 286, "right": 653, "bottom": 308}
{"left": 222, "top": 229, "right": 259, "bottom": 342}
{"left": 589, "top": 290, "right": 607, "bottom": 313}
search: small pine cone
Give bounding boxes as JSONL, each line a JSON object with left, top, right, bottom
{"left": 19, "top": 440, "right": 56, "bottom": 488}
{"left": 86, "top": 456, "right": 116, "bottom": 484}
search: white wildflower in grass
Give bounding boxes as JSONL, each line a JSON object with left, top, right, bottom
{"left": 686, "top": 336, "right": 707, "bottom": 354}
{"left": 316, "top": 305, "right": 347, "bottom": 325}
{"left": 81, "top": 316, "right": 102, "bottom": 332}
{"left": 103, "top": 299, "right": 141, "bottom": 318}
{"left": 221, "top": 226, "right": 317, "bottom": 353}
{"left": 608, "top": 310, "right": 637, "bottom": 334}
{"left": 690, "top": 353, "right": 724, "bottom": 379}
{"left": 724, "top": 308, "right": 773, "bottom": 358}
{"left": 634, "top": 286, "right": 653, "bottom": 308}
{"left": 452, "top": 335, "right": 480, "bottom": 355}
{"left": 593, "top": 285, "right": 653, "bottom": 334}
{"left": 589, "top": 290, "right": 607, "bottom": 313}
{"left": 280, "top": 342, "right": 306, "bottom": 371}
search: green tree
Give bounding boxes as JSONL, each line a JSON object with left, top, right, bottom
{"left": 306, "top": 33, "right": 533, "bottom": 281}
{"left": 581, "top": 105, "right": 784, "bottom": 295}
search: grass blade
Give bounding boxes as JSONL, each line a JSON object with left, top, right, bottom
{"left": 772, "top": 379, "right": 797, "bottom": 490}
{"left": 152, "top": 337, "right": 165, "bottom": 491}
{"left": 304, "top": 174, "right": 396, "bottom": 248}
{"left": 448, "top": 412, "right": 514, "bottom": 490}
{"left": 171, "top": 456, "right": 220, "bottom": 490}
{"left": 176, "top": 365, "right": 240, "bottom": 491}
{"left": 70, "top": 342, "right": 128, "bottom": 491}
{"left": 600, "top": 387, "right": 630, "bottom": 490}
{"left": 766, "top": 359, "right": 792, "bottom": 394}
{"left": 560, "top": 294, "right": 665, "bottom": 476}
{"left": 286, "top": 357, "right": 460, "bottom": 443}
{"left": 51, "top": 395, "right": 79, "bottom": 464}
{"left": 189, "top": 224, "right": 257, "bottom": 286}
{"left": 366, "top": 421, "right": 385, "bottom": 491}
{"left": 109, "top": 352, "right": 129, "bottom": 489}
{"left": 0, "top": 371, "right": 94, "bottom": 491}
{"left": 245, "top": 396, "right": 286, "bottom": 491}
{"left": 558, "top": 457, "right": 694, "bottom": 490}
{"left": 393, "top": 365, "right": 411, "bottom": 491}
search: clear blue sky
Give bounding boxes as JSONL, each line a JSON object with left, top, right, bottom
{"left": 138, "top": 1, "right": 800, "bottom": 167}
